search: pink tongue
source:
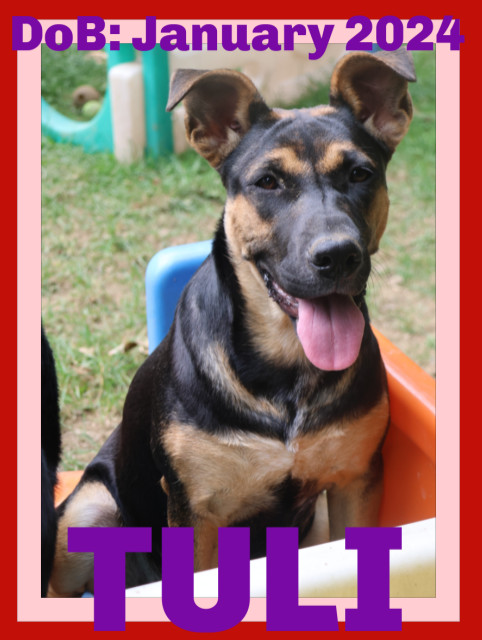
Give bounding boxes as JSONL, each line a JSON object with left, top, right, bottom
{"left": 296, "top": 294, "right": 365, "bottom": 371}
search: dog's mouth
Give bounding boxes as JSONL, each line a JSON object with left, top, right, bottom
{"left": 262, "top": 271, "right": 300, "bottom": 318}
{"left": 261, "top": 269, "right": 366, "bottom": 371}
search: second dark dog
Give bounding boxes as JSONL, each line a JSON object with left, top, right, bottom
{"left": 41, "top": 326, "right": 62, "bottom": 596}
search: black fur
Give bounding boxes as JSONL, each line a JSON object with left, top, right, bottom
{"left": 41, "top": 326, "right": 61, "bottom": 596}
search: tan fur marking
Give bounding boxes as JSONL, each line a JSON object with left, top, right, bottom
{"left": 163, "top": 423, "right": 294, "bottom": 526}
{"left": 317, "top": 141, "right": 359, "bottom": 173}
{"left": 193, "top": 518, "right": 220, "bottom": 570}
{"left": 163, "top": 395, "right": 388, "bottom": 530}
{"left": 161, "top": 476, "right": 169, "bottom": 495}
{"left": 290, "top": 395, "right": 389, "bottom": 491}
{"left": 235, "top": 259, "right": 306, "bottom": 367}
{"left": 224, "top": 195, "right": 306, "bottom": 368}
{"left": 49, "top": 482, "right": 121, "bottom": 597}
{"left": 265, "top": 147, "right": 311, "bottom": 176}
{"left": 367, "top": 186, "right": 389, "bottom": 254}
{"left": 224, "top": 194, "right": 273, "bottom": 261}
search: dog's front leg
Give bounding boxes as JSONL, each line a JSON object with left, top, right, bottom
{"left": 162, "top": 476, "right": 220, "bottom": 571}
{"left": 169, "top": 512, "right": 220, "bottom": 571}
{"left": 191, "top": 517, "right": 220, "bottom": 571}
{"left": 326, "top": 456, "right": 384, "bottom": 541}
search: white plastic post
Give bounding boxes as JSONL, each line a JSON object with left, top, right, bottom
{"left": 108, "top": 61, "right": 146, "bottom": 163}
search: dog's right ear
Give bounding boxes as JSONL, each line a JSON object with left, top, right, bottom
{"left": 166, "top": 69, "right": 271, "bottom": 168}
{"left": 330, "top": 48, "right": 416, "bottom": 153}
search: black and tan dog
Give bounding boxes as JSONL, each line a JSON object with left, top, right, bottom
{"left": 50, "top": 48, "right": 415, "bottom": 596}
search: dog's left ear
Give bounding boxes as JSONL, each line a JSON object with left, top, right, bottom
{"left": 166, "top": 68, "right": 271, "bottom": 168}
{"left": 330, "top": 48, "right": 416, "bottom": 153}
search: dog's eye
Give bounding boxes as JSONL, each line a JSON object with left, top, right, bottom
{"left": 255, "top": 175, "right": 279, "bottom": 190}
{"left": 350, "top": 167, "right": 372, "bottom": 183}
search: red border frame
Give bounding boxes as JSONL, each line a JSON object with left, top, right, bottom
{"left": 8, "top": 2, "right": 475, "bottom": 636}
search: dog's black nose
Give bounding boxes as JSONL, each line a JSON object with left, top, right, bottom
{"left": 309, "top": 238, "right": 362, "bottom": 278}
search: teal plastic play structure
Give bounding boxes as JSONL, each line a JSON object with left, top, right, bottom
{"left": 41, "top": 44, "right": 173, "bottom": 157}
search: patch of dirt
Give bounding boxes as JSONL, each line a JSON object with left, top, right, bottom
{"left": 60, "top": 413, "right": 120, "bottom": 470}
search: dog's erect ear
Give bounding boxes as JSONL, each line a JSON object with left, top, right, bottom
{"left": 330, "top": 48, "right": 416, "bottom": 153}
{"left": 166, "top": 69, "right": 271, "bottom": 168}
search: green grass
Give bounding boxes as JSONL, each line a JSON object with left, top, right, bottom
{"left": 42, "top": 49, "right": 435, "bottom": 470}
{"left": 365, "top": 51, "right": 435, "bottom": 372}
{"left": 42, "top": 143, "right": 225, "bottom": 468}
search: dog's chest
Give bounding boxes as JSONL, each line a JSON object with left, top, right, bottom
{"left": 162, "top": 404, "right": 386, "bottom": 525}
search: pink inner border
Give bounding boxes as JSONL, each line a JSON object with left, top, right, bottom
{"left": 18, "top": 18, "right": 460, "bottom": 623}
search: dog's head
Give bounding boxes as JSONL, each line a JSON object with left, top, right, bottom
{"left": 167, "top": 50, "right": 415, "bottom": 371}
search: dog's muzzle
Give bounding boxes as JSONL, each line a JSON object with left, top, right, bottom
{"left": 261, "top": 268, "right": 366, "bottom": 372}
